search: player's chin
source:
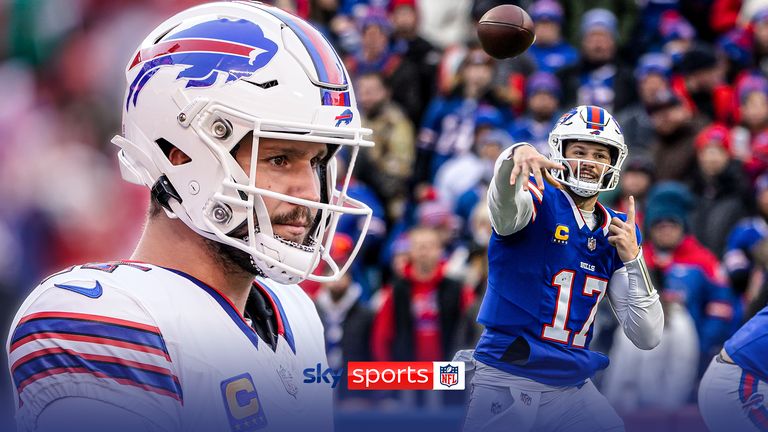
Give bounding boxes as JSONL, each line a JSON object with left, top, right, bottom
{"left": 273, "top": 224, "right": 309, "bottom": 244}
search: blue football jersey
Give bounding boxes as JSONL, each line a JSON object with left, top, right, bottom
{"left": 475, "top": 184, "right": 638, "bottom": 386}
{"left": 725, "top": 305, "right": 768, "bottom": 382}
{"left": 664, "top": 264, "right": 741, "bottom": 359}
{"left": 724, "top": 217, "right": 768, "bottom": 277}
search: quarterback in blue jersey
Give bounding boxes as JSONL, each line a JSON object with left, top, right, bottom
{"left": 461, "top": 105, "right": 664, "bottom": 432}
{"left": 699, "top": 304, "right": 768, "bottom": 432}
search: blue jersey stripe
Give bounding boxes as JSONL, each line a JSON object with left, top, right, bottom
{"left": 12, "top": 318, "right": 167, "bottom": 353}
{"left": 13, "top": 352, "right": 182, "bottom": 399}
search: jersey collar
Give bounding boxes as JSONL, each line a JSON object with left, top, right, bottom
{"left": 253, "top": 280, "right": 296, "bottom": 354}
{"left": 162, "top": 267, "right": 262, "bottom": 350}
{"left": 558, "top": 188, "right": 611, "bottom": 235}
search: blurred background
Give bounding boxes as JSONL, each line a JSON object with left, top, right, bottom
{"left": 2, "top": 0, "right": 768, "bottom": 431}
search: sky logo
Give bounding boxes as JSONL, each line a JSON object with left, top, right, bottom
{"left": 303, "top": 363, "right": 344, "bottom": 388}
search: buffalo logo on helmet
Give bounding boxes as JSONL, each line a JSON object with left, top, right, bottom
{"left": 126, "top": 18, "right": 279, "bottom": 109}
{"left": 334, "top": 109, "right": 354, "bottom": 127}
{"left": 557, "top": 108, "right": 578, "bottom": 126}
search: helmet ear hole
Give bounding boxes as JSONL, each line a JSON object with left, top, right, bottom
{"left": 608, "top": 147, "right": 619, "bottom": 166}
{"left": 156, "top": 138, "right": 193, "bottom": 165}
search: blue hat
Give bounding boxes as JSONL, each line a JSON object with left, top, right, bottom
{"left": 634, "top": 53, "right": 672, "bottom": 80}
{"left": 660, "top": 12, "right": 696, "bottom": 42}
{"left": 526, "top": 71, "right": 561, "bottom": 98}
{"left": 645, "top": 182, "right": 694, "bottom": 230}
{"left": 580, "top": 9, "right": 617, "bottom": 38}
{"left": 737, "top": 74, "right": 768, "bottom": 103}
{"left": 717, "top": 27, "right": 753, "bottom": 67}
{"left": 359, "top": 8, "right": 392, "bottom": 35}
{"left": 530, "top": 0, "right": 563, "bottom": 23}
{"left": 476, "top": 129, "right": 513, "bottom": 150}
{"left": 475, "top": 105, "right": 504, "bottom": 129}
{"left": 753, "top": 7, "right": 768, "bottom": 24}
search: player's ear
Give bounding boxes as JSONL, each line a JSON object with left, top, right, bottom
{"left": 167, "top": 147, "right": 191, "bottom": 166}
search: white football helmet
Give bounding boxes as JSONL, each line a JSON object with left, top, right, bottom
{"left": 548, "top": 105, "right": 628, "bottom": 197}
{"left": 112, "top": 1, "right": 374, "bottom": 284}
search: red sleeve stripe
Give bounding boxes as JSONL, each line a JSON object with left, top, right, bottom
{"left": 527, "top": 182, "right": 543, "bottom": 203}
{"left": 11, "top": 347, "right": 173, "bottom": 377}
{"left": 19, "top": 312, "right": 161, "bottom": 334}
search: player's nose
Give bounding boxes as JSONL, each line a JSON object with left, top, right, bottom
{"left": 287, "top": 162, "right": 322, "bottom": 203}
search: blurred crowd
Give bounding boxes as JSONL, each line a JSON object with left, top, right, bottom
{"left": 3, "top": 0, "right": 768, "bottom": 426}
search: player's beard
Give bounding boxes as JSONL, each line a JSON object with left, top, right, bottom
{"left": 203, "top": 206, "right": 317, "bottom": 278}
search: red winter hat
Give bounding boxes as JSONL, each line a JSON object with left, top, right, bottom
{"left": 695, "top": 124, "right": 732, "bottom": 155}
{"left": 389, "top": 0, "right": 416, "bottom": 13}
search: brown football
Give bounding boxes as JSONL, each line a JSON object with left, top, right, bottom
{"left": 477, "top": 5, "right": 535, "bottom": 59}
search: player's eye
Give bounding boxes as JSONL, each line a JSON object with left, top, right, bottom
{"left": 268, "top": 156, "right": 288, "bottom": 167}
{"left": 310, "top": 156, "right": 321, "bottom": 169}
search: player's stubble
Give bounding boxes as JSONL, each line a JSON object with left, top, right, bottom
{"left": 203, "top": 205, "right": 317, "bottom": 277}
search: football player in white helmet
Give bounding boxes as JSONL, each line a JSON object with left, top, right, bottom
{"left": 459, "top": 105, "right": 663, "bottom": 432}
{"left": 7, "top": 2, "right": 372, "bottom": 432}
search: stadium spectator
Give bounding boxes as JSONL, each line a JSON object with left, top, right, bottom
{"left": 344, "top": 8, "right": 422, "bottom": 123}
{"left": 643, "top": 182, "right": 741, "bottom": 372}
{"left": 315, "top": 234, "right": 375, "bottom": 406}
{"left": 456, "top": 198, "right": 492, "bottom": 348}
{"left": 434, "top": 129, "right": 511, "bottom": 214}
{"left": 616, "top": 52, "right": 672, "bottom": 158}
{"left": 717, "top": 27, "right": 755, "bottom": 83}
{"left": 508, "top": 71, "right": 562, "bottom": 154}
{"left": 724, "top": 174, "right": 768, "bottom": 317}
{"left": 647, "top": 89, "right": 708, "bottom": 181}
{"left": 372, "top": 225, "right": 467, "bottom": 363}
{"left": 558, "top": 9, "right": 636, "bottom": 113}
{"left": 731, "top": 74, "right": 768, "bottom": 161}
{"left": 660, "top": 10, "right": 697, "bottom": 64}
{"left": 355, "top": 71, "right": 416, "bottom": 222}
{"left": 526, "top": 0, "right": 578, "bottom": 74}
{"left": 671, "top": 44, "right": 735, "bottom": 124}
{"left": 690, "top": 124, "right": 750, "bottom": 257}
{"left": 746, "top": 130, "right": 768, "bottom": 182}
{"left": 389, "top": 0, "right": 441, "bottom": 123}
{"left": 752, "top": 8, "right": 768, "bottom": 76}
{"left": 611, "top": 156, "right": 656, "bottom": 232}
{"left": 561, "top": 1, "right": 638, "bottom": 47}
{"left": 603, "top": 299, "right": 699, "bottom": 413}
{"left": 414, "top": 46, "right": 503, "bottom": 184}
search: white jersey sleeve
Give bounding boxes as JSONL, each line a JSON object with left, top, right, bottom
{"left": 607, "top": 250, "right": 664, "bottom": 350}
{"left": 6, "top": 265, "right": 182, "bottom": 432}
{"left": 487, "top": 144, "right": 540, "bottom": 236}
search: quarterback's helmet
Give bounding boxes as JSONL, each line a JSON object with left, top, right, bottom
{"left": 112, "top": 1, "right": 374, "bottom": 284}
{"left": 548, "top": 105, "right": 628, "bottom": 197}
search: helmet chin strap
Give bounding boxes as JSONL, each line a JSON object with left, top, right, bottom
{"left": 566, "top": 175, "right": 600, "bottom": 197}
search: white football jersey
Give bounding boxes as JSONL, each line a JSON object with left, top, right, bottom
{"left": 6, "top": 261, "right": 333, "bottom": 432}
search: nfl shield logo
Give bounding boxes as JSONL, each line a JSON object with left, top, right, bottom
{"left": 277, "top": 366, "right": 298, "bottom": 398}
{"left": 587, "top": 237, "right": 597, "bottom": 251}
{"left": 440, "top": 364, "right": 460, "bottom": 387}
